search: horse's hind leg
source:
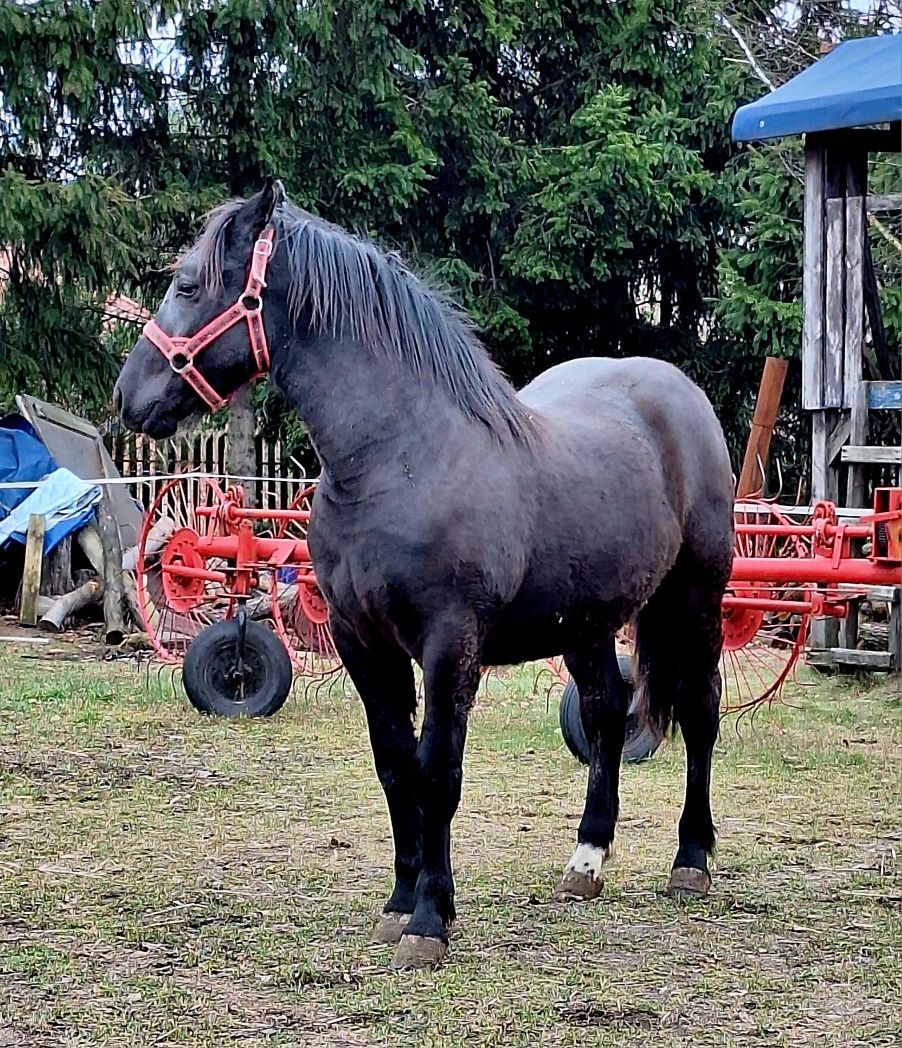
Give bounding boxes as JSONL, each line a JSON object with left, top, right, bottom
{"left": 330, "top": 623, "right": 421, "bottom": 943}
{"left": 635, "top": 559, "right": 726, "bottom": 896}
{"left": 554, "top": 635, "right": 629, "bottom": 901}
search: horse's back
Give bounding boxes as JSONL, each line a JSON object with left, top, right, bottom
{"left": 520, "top": 356, "right": 734, "bottom": 572}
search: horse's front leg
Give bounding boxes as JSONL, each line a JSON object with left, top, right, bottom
{"left": 555, "top": 637, "right": 629, "bottom": 901}
{"left": 391, "top": 616, "right": 480, "bottom": 970}
{"left": 331, "top": 624, "right": 421, "bottom": 944}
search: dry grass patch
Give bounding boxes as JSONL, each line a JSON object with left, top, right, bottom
{"left": 0, "top": 648, "right": 899, "bottom": 1046}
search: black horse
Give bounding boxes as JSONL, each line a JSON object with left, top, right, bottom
{"left": 114, "top": 180, "right": 734, "bottom": 969}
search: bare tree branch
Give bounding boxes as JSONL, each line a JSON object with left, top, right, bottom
{"left": 714, "top": 11, "right": 776, "bottom": 91}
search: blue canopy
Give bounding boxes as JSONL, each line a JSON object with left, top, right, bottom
{"left": 732, "top": 35, "right": 902, "bottom": 141}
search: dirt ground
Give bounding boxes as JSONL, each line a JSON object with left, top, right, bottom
{"left": 0, "top": 644, "right": 899, "bottom": 1047}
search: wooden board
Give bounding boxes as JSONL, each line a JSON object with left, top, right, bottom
{"left": 19, "top": 514, "right": 46, "bottom": 627}
{"left": 802, "top": 145, "right": 825, "bottom": 410}
{"left": 890, "top": 591, "right": 902, "bottom": 675}
{"left": 836, "top": 584, "right": 900, "bottom": 602}
{"left": 843, "top": 195, "right": 864, "bottom": 409}
{"left": 868, "top": 381, "right": 902, "bottom": 410}
{"left": 823, "top": 197, "right": 845, "bottom": 408}
{"left": 840, "top": 445, "right": 902, "bottom": 465}
{"left": 866, "top": 193, "right": 902, "bottom": 212}
{"left": 807, "top": 649, "right": 895, "bottom": 671}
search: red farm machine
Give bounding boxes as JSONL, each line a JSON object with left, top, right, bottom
{"left": 134, "top": 475, "right": 902, "bottom": 757}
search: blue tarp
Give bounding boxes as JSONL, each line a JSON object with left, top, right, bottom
{"left": 0, "top": 468, "right": 101, "bottom": 554}
{"left": 0, "top": 420, "right": 57, "bottom": 519}
{"left": 732, "top": 35, "right": 902, "bottom": 141}
{"left": 0, "top": 419, "right": 100, "bottom": 554}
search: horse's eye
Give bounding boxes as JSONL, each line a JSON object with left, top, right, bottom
{"left": 176, "top": 279, "right": 199, "bottom": 298}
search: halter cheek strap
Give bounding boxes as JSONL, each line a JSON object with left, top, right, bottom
{"left": 142, "top": 226, "right": 276, "bottom": 411}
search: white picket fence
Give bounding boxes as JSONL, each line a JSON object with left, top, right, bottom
{"left": 109, "top": 427, "right": 313, "bottom": 514}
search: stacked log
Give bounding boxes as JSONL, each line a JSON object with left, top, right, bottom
{"left": 17, "top": 500, "right": 158, "bottom": 643}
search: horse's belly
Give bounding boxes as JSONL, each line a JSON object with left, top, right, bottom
{"left": 482, "top": 597, "right": 632, "bottom": 666}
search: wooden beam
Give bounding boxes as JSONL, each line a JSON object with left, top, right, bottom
{"left": 863, "top": 235, "right": 893, "bottom": 382}
{"left": 868, "top": 381, "right": 902, "bottom": 410}
{"left": 836, "top": 584, "right": 900, "bottom": 602}
{"left": 802, "top": 144, "right": 825, "bottom": 410}
{"left": 824, "top": 196, "right": 845, "bottom": 408}
{"left": 734, "top": 502, "right": 871, "bottom": 521}
{"left": 808, "top": 648, "right": 895, "bottom": 671}
{"left": 810, "top": 126, "right": 902, "bottom": 155}
{"left": 736, "top": 357, "right": 789, "bottom": 498}
{"left": 826, "top": 415, "right": 851, "bottom": 464}
{"left": 19, "top": 514, "right": 46, "bottom": 628}
{"left": 829, "top": 648, "right": 894, "bottom": 670}
{"left": 866, "top": 193, "right": 902, "bottom": 212}
{"left": 840, "top": 445, "right": 902, "bottom": 465}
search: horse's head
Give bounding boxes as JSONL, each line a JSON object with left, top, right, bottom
{"left": 114, "top": 178, "right": 285, "bottom": 438}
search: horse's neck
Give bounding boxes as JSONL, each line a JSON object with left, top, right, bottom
{"left": 272, "top": 331, "right": 467, "bottom": 490}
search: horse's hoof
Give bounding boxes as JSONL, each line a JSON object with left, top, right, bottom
{"left": 667, "top": 867, "right": 711, "bottom": 899}
{"left": 371, "top": 911, "right": 411, "bottom": 946}
{"left": 553, "top": 868, "right": 604, "bottom": 903}
{"left": 390, "top": 934, "right": 448, "bottom": 970}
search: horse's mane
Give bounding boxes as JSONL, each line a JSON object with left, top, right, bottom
{"left": 189, "top": 199, "right": 534, "bottom": 446}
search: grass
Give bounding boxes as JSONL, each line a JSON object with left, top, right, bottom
{"left": 0, "top": 647, "right": 900, "bottom": 1047}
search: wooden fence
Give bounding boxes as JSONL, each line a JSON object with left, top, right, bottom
{"left": 108, "top": 428, "right": 313, "bottom": 515}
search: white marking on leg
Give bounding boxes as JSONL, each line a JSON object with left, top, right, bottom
{"left": 565, "top": 842, "right": 613, "bottom": 880}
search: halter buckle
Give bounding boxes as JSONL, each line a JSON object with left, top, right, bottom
{"left": 168, "top": 350, "right": 192, "bottom": 374}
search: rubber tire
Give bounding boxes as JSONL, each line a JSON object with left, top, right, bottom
{"left": 559, "top": 653, "right": 663, "bottom": 765}
{"left": 182, "top": 618, "right": 293, "bottom": 718}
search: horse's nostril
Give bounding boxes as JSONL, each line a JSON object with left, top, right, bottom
{"left": 112, "top": 385, "right": 123, "bottom": 415}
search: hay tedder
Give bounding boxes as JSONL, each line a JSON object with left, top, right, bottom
{"left": 135, "top": 475, "right": 901, "bottom": 754}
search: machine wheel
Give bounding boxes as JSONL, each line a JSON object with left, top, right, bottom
{"left": 559, "top": 653, "right": 663, "bottom": 765}
{"left": 182, "top": 618, "right": 293, "bottom": 717}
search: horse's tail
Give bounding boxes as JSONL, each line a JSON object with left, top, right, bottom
{"left": 630, "top": 609, "right": 678, "bottom": 739}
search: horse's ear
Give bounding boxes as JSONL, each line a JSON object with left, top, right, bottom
{"left": 231, "top": 177, "right": 285, "bottom": 243}
{"left": 259, "top": 176, "right": 285, "bottom": 223}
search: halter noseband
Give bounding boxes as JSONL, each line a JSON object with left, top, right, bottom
{"left": 142, "top": 226, "right": 276, "bottom": 411}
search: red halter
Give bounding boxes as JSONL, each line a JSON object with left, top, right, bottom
{"left": 142, "top": 226, "right": 276, "bottom": 411}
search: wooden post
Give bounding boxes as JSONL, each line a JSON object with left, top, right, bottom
{"left": 96, "top": 496, "right": 126, "bottom": 645}
{"left": 811, "top": 410, "right": 840, "bottom": 503}
{"left": 19, "top": 514, "right": 46, "bottom": 627}
{"left": 802, "top": 142, "right": 826, "bottom": 410}
{"left": 228, "top": 385, "right": 255, "bottom": 481}
{"left": 737, "top": 357, "right": 789, "bottom": 498}
{"left": 811, "top": 409, "right": 841, "bottom": 654}
{"left": 844, "top": 152, "right": 868, "bottom": 509}
{"left": 890, "top": 588, "right": 901, "bottom": 673}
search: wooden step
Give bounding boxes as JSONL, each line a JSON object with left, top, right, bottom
{"left": 808, "top": 648, "right": 895, "bottom": 671}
